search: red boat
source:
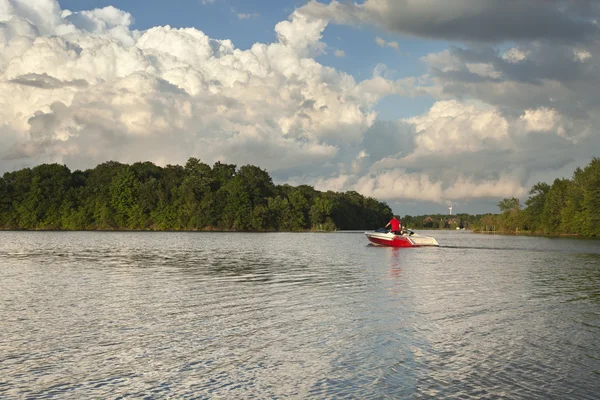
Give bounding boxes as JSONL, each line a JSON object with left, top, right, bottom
{"left": 365, "top": 229, "right": 439, "bottom": 248}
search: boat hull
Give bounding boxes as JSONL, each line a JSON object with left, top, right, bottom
{"left": 365, "top": 231, "right": 439, "bottom": 248}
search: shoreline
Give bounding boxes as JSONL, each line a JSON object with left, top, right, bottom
{"left": 472, "top": 230, "right": 593, "bottom": 238}
{"left": 1, "top": 228, "right": 596, "bottom": 239}
{"left": 0, "top": 228, "right": 338, "bottom": 233}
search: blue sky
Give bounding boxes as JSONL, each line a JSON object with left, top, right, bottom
{"left": 61, "top": 0, "right": 309, "bottom": 47}
{"left": 2, "top": 0, "right": 598, "bottom": 215}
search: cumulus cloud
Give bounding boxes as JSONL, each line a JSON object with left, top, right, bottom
{"left": 306, "top": 88, "right": 592, "bottom": 206}
{"left": 298, "top": 0, "right": 600, "bottom": 209}
{"left": 0, "top": 0, "right": 382, "bottom": 175}
{"left": 520, "top": 108, "right": 560, "bottom": 133}
{"left": 419, "top": 41, "right": 600, "bottom": 146}
{"left": 405, "top": 100, "right": 510, "bottom": 155}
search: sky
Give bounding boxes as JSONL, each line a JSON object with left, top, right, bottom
{"left": 1, "top": 0, "right": 599, "bottom": 215}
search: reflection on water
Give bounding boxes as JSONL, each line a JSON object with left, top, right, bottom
{"left": 0, "top": 231, "right": 599, "bottom": 399}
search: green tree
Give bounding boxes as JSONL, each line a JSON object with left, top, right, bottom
{"left": 541, "top": 179, "right": 570, "bottom": 233}
{"left": 237, "top": 165, "right": 275, "bottom": 208}
{"left": 287, "top": 189, "right": 309, "bottom": 230}
{"left": 309, "top": 196, "right": 334, "bottom": 230}
{"left": 496, "top": 197, "right": 524, "bottom": 232}
{"left": 109, "top": 167, "right": 141, "bottom": 228}
{"left": 180, "top": 158, "right": 213, "bottom": 229}
{"left": 578, "top": 158, "right": 600, "bottom": 236}
{"left": 524, "top": 182, "right": 550, "bottom": 231}
{"left": 222, "top": 176, "right": 253, "bottom": 230}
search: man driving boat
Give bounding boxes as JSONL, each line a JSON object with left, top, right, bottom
{"left": 385, "top": 215, "right": 402, "bottom": 235}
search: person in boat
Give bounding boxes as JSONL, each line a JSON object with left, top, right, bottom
{"left": 385, "top": 215, "right": 402, "bottom": 235}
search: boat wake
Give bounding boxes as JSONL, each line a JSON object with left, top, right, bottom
{"left": 439, "top": 245, "right": 547, "bottom": 252}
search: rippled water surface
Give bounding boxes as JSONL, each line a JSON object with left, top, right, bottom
{"left": 1, "top": 231, "right": 599, "bottom": 399}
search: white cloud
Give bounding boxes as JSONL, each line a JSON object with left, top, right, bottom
{"left": 0, "top": 0, "right": 381, "bottom": 176}
{"left": 406, "top": 100, "right": 510, "bottom": 155}
{"left": 520, "top": 107, "right": 560, "bottom": 132}
{"left": 502, "top": 47, "right": 529, "bottom": 63}
{"left": 375, "top": 36, "right": 399, "bottom": 50}
{"left": 317, "top": 170, "right": 527, "bottom": 203}
{"left": 573, "top": 49, "right": 592, "bottom": 62}
{"left": 334, "top": 49, "right": 345, "bottom": 57}
{"left": 354, "top": 171, "right": 444, "bottom": 203}
{"left": 421, "top": 49, "right": 463, "bottom": 73}
{"left": 465, "top": 63, "right": 501, "bottom": 79}
{"left": 274, "top": 11, "right": 328, "bottom": 56}
{"left": 443, "top": 175, "right": 527, "bottom": 201}
{"left": 314, "top": 174, "right": 352, "bottom": 193}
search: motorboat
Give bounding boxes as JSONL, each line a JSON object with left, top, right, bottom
{"left": 364, "top": 228, "right": 439, "bottom": 248}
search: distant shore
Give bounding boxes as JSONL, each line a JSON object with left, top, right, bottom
{"left": 0, "top": 227, "right": 338, "bottom": 233}
{"left": 1, "top": 228, "right": 595, "bottom": 239}
{"left": 473, "top": 230, "right": 591, "bottom": 238}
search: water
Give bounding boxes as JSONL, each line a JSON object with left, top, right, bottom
{"left": 0, "top": 230, "right": 599, "bottom": 399}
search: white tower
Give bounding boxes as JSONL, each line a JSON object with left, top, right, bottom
{"left": 449, "top": 205, "right": 453, "bottom": 215}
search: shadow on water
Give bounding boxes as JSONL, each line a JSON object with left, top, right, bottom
{"left": 440, "top": 245, "right": 600, "bottom": 255}
{"left": 440, "top": 245, "right": 538, "bottom": 251}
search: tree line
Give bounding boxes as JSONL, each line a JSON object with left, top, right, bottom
{"left": 401, "top": 213, "right": 484, "bottom": 230}
{"left": 472, "top": 158, "right": 600, "bottom": 237}
{"left": 0, "top": 158, "right": 393, "bottom": 231}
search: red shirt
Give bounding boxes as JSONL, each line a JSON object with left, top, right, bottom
{"left": 389, "top": 218, "right": 401, "bottom": 231}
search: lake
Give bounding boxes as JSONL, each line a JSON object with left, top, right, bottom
{"left": 1, "top": 230, "right": 599, "bottom": 399}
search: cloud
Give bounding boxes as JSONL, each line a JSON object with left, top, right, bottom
{"left": 573, "top": 49, "right": 592, "bottom": 63}
{"left": 236, "top": 12, "right": 259, "bottom": 20}
{"left": 502, "top": 48, "right": 529, "bottom": 64}
{"left": 334, "top": 49, "right": 345, "bottom": 57}
{"left": 307, "top": 89, "right": 591, "bottom": 206}
{"left": 520, "top": 107, "right": 560, "bottom": 133}
{"left": 296, "top": 1, "right": 600, "bottom": 209}
{"left": 405, "top": 100, "right": 510, "bottom": 155}
{"left": 375, "top": 36, "right": 399, "bottom": 51}
{"left": 297, "top": 0, "right": 600, "bottom": 43}
{"left": 231, "top": 7, "right": 259, "bottom": 20}
{"left": 419, "top": 42, "right": 600, "bottom": 143}
{"left": 314, "top": 168, "right": 527, "bottom": 204}
{"left": 0, "top": 0, "right": 382, "bottom": 177}
{"left": 273, "top": 11, "right": 328, "bottom": 57}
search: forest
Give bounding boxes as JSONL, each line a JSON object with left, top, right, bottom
{"left": 1, "top": 157, "right": 598, "bottom": 236}
{"left": 472, "top": 158, "right": 600, "bottom": 237}
{"left": 0, "top": 158, "right": 393, "bottom": 231}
